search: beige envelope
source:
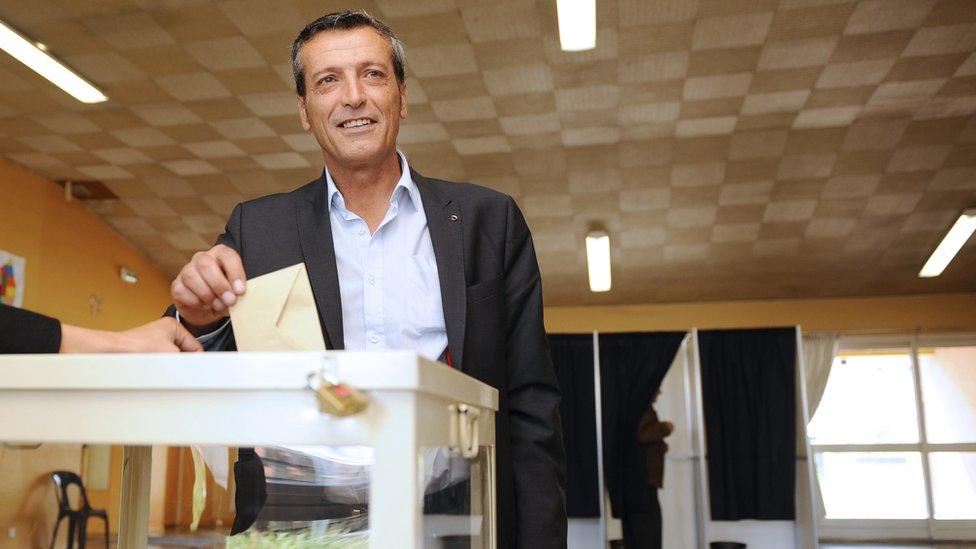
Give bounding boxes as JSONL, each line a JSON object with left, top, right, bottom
{"left": 229, "top": 263, "right": 326, "bottom": 351}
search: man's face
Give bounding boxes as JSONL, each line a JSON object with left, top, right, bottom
{"left": 296, "top": 27, "right": 407, "bottom": 170}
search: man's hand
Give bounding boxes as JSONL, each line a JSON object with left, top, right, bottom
{"left": 171, "top": 244, "right": 247, "bottom": 333}
{"left": 662, "top": 421, "right": 675, "bottom": 436}
{"left": 60, "top": 318, "right": 203, "bottom": 353}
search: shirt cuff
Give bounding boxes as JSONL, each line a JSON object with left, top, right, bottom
{"left": 175, "top": 310, "right": 230, "bottom": 344}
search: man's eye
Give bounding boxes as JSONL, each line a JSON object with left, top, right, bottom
{"left": 319, "top": 75, "right": 336, "bottom": 84}
{"left": 366, "top": 70, "right": 382, "bottom": 78}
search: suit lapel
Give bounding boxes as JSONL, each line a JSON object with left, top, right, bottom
{"left": 415, "top": 170, "right": 467, "bottom": 372}
{"left": 297, "top": 177, "right": 344, "bottom": 350}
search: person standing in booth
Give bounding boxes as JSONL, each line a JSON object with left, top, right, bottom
{"left": 625, "top": 391, "right": 673, "bottom": 549}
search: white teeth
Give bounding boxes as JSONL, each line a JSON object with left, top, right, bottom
{"left": 341, "top": 118, "right": 372, "bottom": 128}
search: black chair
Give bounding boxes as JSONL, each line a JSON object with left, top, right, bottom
{"left": 50, "top": 471, "right": 109, "bottom": 549}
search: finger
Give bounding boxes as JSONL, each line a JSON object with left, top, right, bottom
{"left": 170, "top": 320, "right": 203, "bottom": 352}
{"left": 196, "top": 254, "right": 236, "bottom": 308}
{"left": 213, "top": 245, "right": 247, "bottom": 295}
{"left": 181, "top": 263, "right": 219, "bottom": 306}
{"left": 171, "top": 279, "right": 205, "bottom": 310}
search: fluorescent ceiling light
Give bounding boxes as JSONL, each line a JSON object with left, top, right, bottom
{"left": 585, "top": 230, "right": 611, "bottom": 292}
{"left": 556, "top": 0, "right": 596, "bottom": 51}
{"left": 0, "top": 20, "right": 106, "bottom": 104}
{"left": 919, "top": 208, "right": 976, "bottom": 278}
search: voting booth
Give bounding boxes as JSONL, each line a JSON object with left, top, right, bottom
{"left": 0, "top": 351, "right": 498, "bottom": 548}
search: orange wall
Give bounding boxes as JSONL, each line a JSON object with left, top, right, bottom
{"left": 0, "top": 157, "right": 174, "bottom": 546}
{"left": 0, "top": 156, "right": 171, "bottom": 329}
{"left": 544, "top": 293, "right": 976, "bottom": 334}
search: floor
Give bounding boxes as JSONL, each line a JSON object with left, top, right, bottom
{"left": 147, "top": 532, "right": 225, "bottom": 548}
{"left": 80, "top": 531, "right": 227, "bottom": 548}
{"left": 78, "top": 535, "right": 976, "bottom": 548}
{"left": 820, "top": 542, "right": 976, "bottom": 549}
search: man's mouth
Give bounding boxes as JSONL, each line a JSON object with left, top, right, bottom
{"left": 339, "top": 118, "right": 375, "bottom": 129}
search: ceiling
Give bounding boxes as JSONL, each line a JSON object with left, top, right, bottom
{"left": 0, "top": 0, "right": 974, "bottom": 307}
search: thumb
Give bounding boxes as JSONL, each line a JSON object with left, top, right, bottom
{"left": 172, "top": 321, "right": 203, "bottom": 352}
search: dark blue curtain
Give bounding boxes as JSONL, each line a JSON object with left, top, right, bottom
{"left": 549, "top": 334, "right": 600, "bottom": 517}
{"left": 599, "top": 332, "right": 685, "bottom": 518}
{"left": 698, "top": 327, "right": 796, "bottom": 520}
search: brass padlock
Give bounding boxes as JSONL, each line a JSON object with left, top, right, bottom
{"left": 307, "top": 370, "right": 368, "bottom": 416}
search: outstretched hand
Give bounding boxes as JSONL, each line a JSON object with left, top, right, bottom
{"left": 113, "top": 317, "right": 204, "bottom": 352}
{"left": 60, "top": 318, "right": 203, "bottom": 353}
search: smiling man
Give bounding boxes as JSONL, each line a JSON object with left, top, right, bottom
{"left": 168, "top": 11, "right": 566, "bottom": 548}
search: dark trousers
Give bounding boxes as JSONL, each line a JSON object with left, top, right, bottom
{"left": 622, "top": 488, "right": 661, "bottom": 549}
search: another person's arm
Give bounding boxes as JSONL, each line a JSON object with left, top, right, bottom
{"left": 1, "top": 303, "right": 202, "bottom": 353}
{"left": 60, "top": 317, "right": 202, "bottom": 353}
{"left": 0, "top": 304, "right": 61, "bottom": 353}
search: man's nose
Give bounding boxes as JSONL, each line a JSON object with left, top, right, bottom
{"left": 341, "top": 77, "right": 366, "bottom": 109}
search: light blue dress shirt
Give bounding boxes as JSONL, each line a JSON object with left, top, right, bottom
{"left": 325, "top": 153, "right": 447, "bottom": 359}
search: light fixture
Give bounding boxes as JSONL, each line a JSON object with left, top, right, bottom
{"left": 585, "top": 230, "right": 611, "bottom": 292}
{"left": 0, "top": 19, "right": 107, "bottom": 103}
{"left": 556, "top": 0, "right": 596, "bottom": 52}
{"left": 919, "top": 208, "right": 976, "bottom": 278}
{"left": 119, "top": 267, "right": 139, "bottom": 284}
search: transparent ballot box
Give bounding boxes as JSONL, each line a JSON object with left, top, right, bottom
{"left": 0, "top": 351, "right": 497, "bottom": 548}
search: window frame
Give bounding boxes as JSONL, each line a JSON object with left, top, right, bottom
{"left": 813, "top": 333, "right": 976, "bottom": 542}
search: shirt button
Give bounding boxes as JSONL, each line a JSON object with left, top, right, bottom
{"left": 368, "top": 276, "right": 375, "bottom": 285}
{"left": 358, "top": 228, "right": 366, "bottom": 236}
{"left": 370, "top": 334, "right": 380, "bottom": 344}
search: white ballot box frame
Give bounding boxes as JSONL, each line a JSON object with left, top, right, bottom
{"left": 0, "top": 350, "right": 498, "bottom": 549}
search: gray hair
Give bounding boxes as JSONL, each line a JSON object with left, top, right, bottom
{"left": 291, "top": 10, "right": 406, "bottom": 97}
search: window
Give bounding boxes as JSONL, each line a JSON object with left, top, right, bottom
{"left": 929, "top": 452, "right": 976, "bottom": 520}
{"left": 809, "top": 340, "right": 976, "bottom": 540}
{"left": 814, "top": 451, "right": 927, "bottom": 519}
{"left": 808, "top": 351, "right": 918, "bottom": 445}
{"left": 919, "top": 347, "right": 976, "bottom": 444}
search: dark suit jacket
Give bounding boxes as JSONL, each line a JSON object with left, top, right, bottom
{"left": 636, "top": 406, "right": 669, "bottom": 489}
{"left": 0, "top": 304, "right": 61, "bottom": 354}
{"left": 180, "top": 169, "right": 567, "bottom": 548}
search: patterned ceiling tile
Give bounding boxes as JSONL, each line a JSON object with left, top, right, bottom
{"left": 81, "top": 12, "right": 176, "bottom": 50}
{"left": 793, "top": 105, "right": 861, "bottom": 127}
{"left": 64, "top": 51, "right": 148, "bottom": 83}
{"left": 482, "top": 65, "right": 554, "bottom": 96}
{"left": 430, "top": 96, "right": 497, "bottom": 121}
{"left": 0, "top": 0, "right": 973, "bottom": 306}
{"left": 408, "top": 43, "right": 479, "bottom": 77}
{"left": 692, "top": 12, "right": 774, "bottom": 50}
{"left": 155, "top": 71, "right": 232, "bottom": 102}
{"left": 216, "top": 0, "right": 306, "bottom": 37}
{"left": 460, "top": 1, "right": 542, "bottom": 43}
{"left": 183, "top": 36, "right": 267, "bottom": 71}
{"left": 844, "top": 0, "right": 935, "bottom": 35}
{"left": 758, "top": 37, "right": 838, "bottom": 70}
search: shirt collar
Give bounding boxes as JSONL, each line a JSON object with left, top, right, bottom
{"left": 325, "top": 151, "right": 420, "bottom": 214}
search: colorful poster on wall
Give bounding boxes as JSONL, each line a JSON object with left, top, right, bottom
{"left": 0, "top": 249, "right": 26, "bottom": 307}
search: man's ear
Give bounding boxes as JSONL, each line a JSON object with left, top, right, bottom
{"left": 399, "top": 82, "right": 408, "bottom": 119}
{"left": 296, "top": 95, "right": 311, "bottom": 131}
